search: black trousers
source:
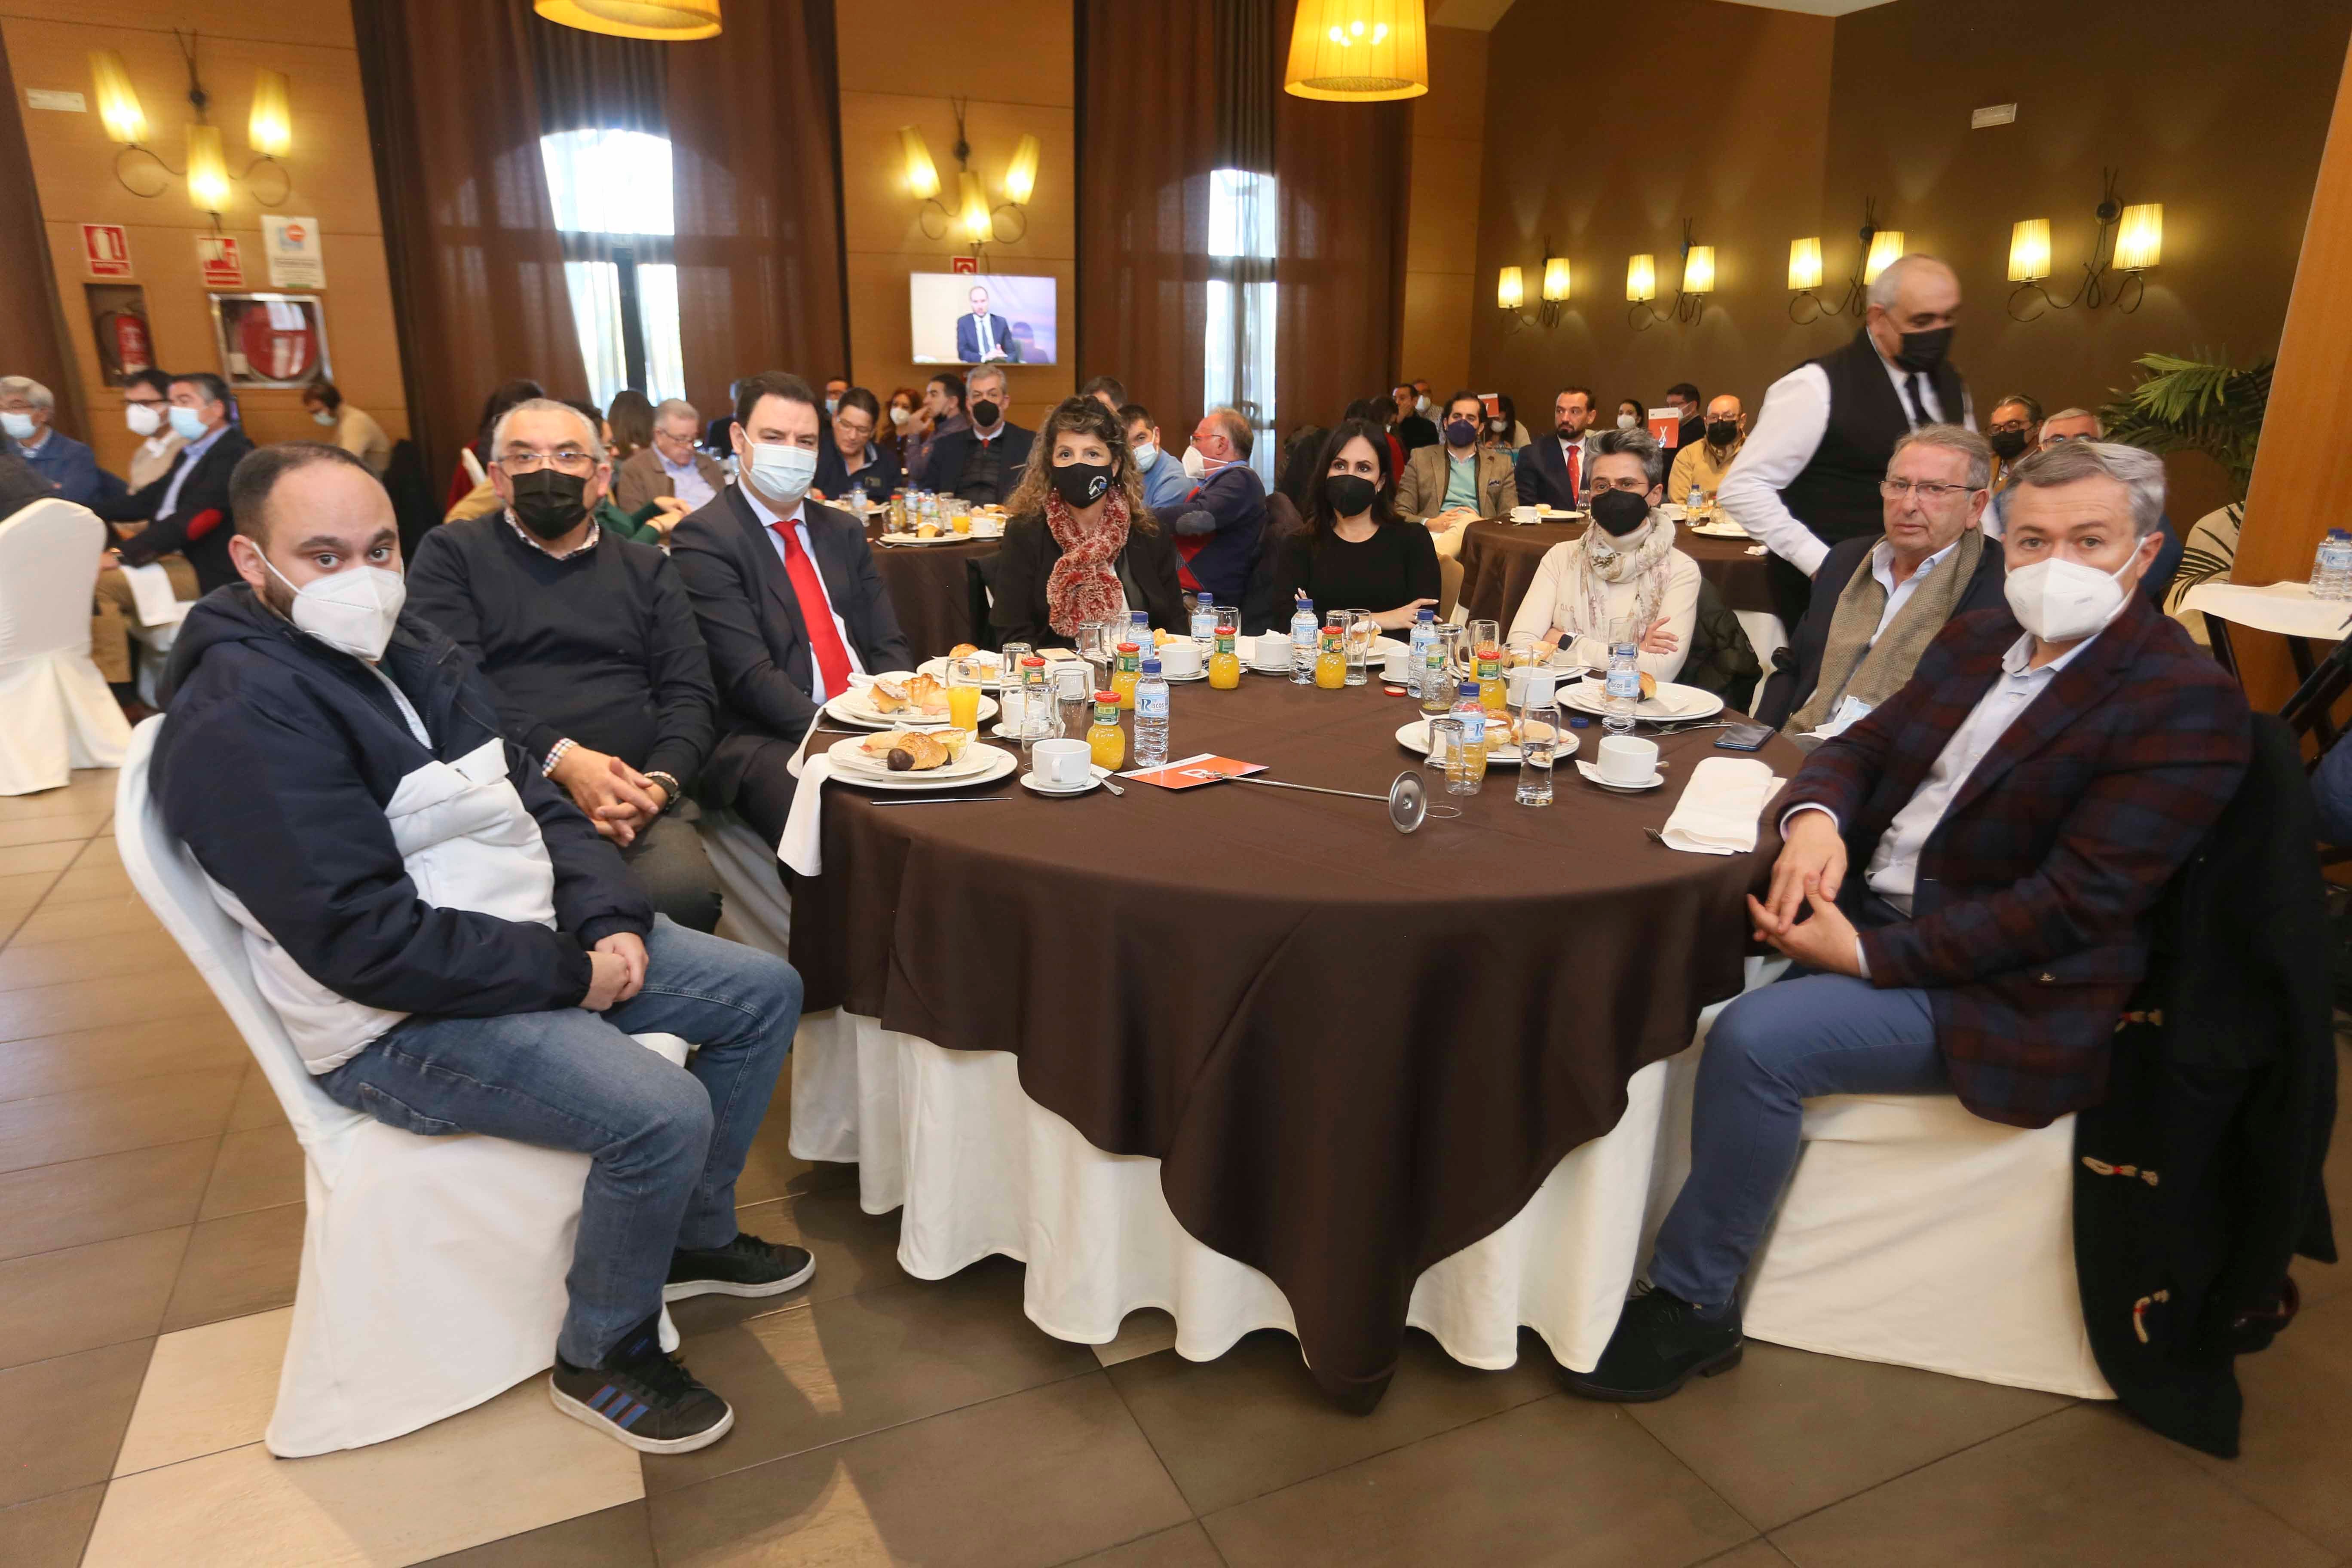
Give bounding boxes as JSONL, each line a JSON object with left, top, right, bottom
{"left": 726, "top": 735, "right": 801, "bottom": 858}
{"left": 619, "top": 808, "right": 723, "bottom": 934}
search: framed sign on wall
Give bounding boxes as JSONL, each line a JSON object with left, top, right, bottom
{"left": 208, "top": 293, "right": 333, "bottom": 389}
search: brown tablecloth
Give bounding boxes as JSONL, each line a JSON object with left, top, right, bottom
{"left": 1455, "top": 520, "right": 1776, "bottom": 630}
{"left": 790, "top": 670, "right": 1807, "bottom": 1406}
{"left": 869, "top": 536, "right": 998, "bottom": 665}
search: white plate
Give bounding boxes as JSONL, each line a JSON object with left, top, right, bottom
{"left": 826, "top": 736, "right": 1018, "bottom": 792}
{"left": 1018, "top": 772, "right": 1098, "bottom": 797}
{"left": 826, "top": 674, "right": 1000, "bottom": 729}
{"left": 1161, "top": 668, "right": 1208, "bottom": 683}
{"left": 1575, "top": 760, "right": 1666, "bottom": 791}
{"left": 1559, "top": 680, "right": 1724, "bottom": 723}
{"left": 876, "top": 531, "right": 970, "bottom": 547}
{"left": 1392, "top": 717, "right": 1579, "bottom": 768}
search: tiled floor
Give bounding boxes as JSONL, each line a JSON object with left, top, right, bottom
{"left": 2, "top": 766, "right": 2348, "bottom": 1567}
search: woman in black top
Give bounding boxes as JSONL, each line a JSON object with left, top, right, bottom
{"left": 1266, "top": 419, "right": 1441, "bottom": 632}
{"left": 990, "top": 397, "right": 1186, "bottom": 650}
{"left": 813, "top": 386, "right": 903, "bottom": 506}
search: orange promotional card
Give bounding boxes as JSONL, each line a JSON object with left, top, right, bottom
{"left": 1647, "top": 409, "right": 1682, "bottom": 447}
{"left": 1120, "top": 753, "right": 1268, "bottom": 790}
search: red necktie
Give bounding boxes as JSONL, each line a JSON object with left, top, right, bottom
{"left": 1567, "top": 443, "right": 1581, "bottom": 498}
{"left": 772, "top": 521, "right": 853, "bottom": 696}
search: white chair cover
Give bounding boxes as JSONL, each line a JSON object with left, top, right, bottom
{"left": 0, "top": 498, "right": 131, "bottom": 794}
{"left": 115, "top": 722, "right": 689, "bottom": 1456}
{"left": 698, "top": 806, "right": 792, "bottom": 959}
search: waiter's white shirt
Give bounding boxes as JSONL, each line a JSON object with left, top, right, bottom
{"left": 1803, "top": 536, "right": 1964, "bottom": 742}
{"left": 1719, "top": 343, "right": 1974, "bottom": 577}
{"left": 743, "top": 484, "right": 868, "bottom": 704}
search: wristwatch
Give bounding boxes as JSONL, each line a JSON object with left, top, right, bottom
{"left": 642, "top": 771, "right": 683, "bottom": 813}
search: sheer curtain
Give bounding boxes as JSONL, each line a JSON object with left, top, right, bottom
{"left": 538, "top": 127, "right": 685, "bottom": 407}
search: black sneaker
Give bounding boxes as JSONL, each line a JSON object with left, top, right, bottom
{"left": 549, "top": 1319, "right": 734, "bottom": 1453}
{"left": 664, "top": 1231, "right": 816, "bottom": 1303}
{"left": 1561, "top": 1284, "right": 1743, "bottom": 1403}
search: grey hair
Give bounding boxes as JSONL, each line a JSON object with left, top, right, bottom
{"left": 2005, "top": 439, "right": 2165, "bottom": 537}
{"left": 1865, "top": 252, "right": 1951, "bottom": 312}
{"left": 0, "top": 376, "right": 54, "bottom": 412}
{"left": 652, "top": 397, "right": 699, "bottom": 428}
{"left": 1889, "top": 423, "right": 1993, "bottom": 490}
{"left": 492, "top": 397, "right": 604, "bottom": 463}
{"left": 966, "top": 363, "right": 1010, "bottom": 399}
{"left": 2040, "top": 407, "right": 2103, "bottom": 440}
{"left": 1207, "top": 405, "right": 1254, "bottom": 458}
{"left": 1592, "top": 426, "right": 1663, "bottom": 485}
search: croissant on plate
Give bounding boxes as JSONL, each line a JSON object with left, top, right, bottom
{"left": 902, "top": 673, "right": 951, "bottom": 714}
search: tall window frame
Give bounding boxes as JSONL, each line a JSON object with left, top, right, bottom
{"left": 1205, "top": 166, "right": 1278, "bottom": 486}
{"left": 539, "top": 127, "right": 686, "bottom": 408}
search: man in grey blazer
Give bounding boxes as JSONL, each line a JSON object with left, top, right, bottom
{"left": 616, "top": 399, "right": 729, "bottom": 517}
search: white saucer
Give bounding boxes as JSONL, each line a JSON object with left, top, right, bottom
{"left": 1019, "top": 772, "right": 1097, "bottom": 797}
{"left": 1576, "top": 760, "right": 1665, "bottom": 791}
{"left": 1160, "top": 669, "right": 1208, "bottom": 683}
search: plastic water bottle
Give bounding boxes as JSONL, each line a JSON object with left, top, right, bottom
{"left": 1129, "top": 609, "right": 1151, "bottom": 649}
{"left": 1604, "top": 623, "right": 1640, "bottom": 734}
{"left": 1687, "top": 483, "right": 1704, "bottom": 513}
{"left": 1189, "top": 593, "right": 1218, "bottom": 643}
{"left": 1407, "top": 606, "right": 1436, "bottom": 697}
{"left": 2312, "top": 530, "right": 2352, "bottom": 601}
{"left": 1289, "top": 597, "right": 1318, "bottom": 686}
{"left": 1134, "top": 655, "right": 1170, "bottom": 768}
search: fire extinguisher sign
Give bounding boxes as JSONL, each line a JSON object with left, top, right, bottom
{"left": 83, "top": 224, "right": 133, "bottom": 279}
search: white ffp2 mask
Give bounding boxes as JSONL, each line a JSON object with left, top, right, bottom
{"left": 262, "top": 556, "right": 407, "bottom": 663}
{"left": 126, "top": 403, "right": 164, "bottom": 437}
{"left": 2003, "top": 549, "right": 2138, "bottom": 644}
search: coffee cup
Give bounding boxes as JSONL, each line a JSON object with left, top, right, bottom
{"left": 1510, "top": 505, "right": 1537, "bottom": 524}
{"left": 1031, "top": 738, "right": 1093, "bottom": 788}
{"left": 1382, "top": 646, "right": 1411, "bottom": 680}
{"left": 1596, "top": 734, "right": 1658, "bottom": 786}
{"left": 1160, "top": 639, "right": 1202, "bottom": 677}
{"left": 1251, "top": 634, "right": 1288, "bottom": 670}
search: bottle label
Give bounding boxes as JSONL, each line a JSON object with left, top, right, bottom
{"left": 1292, "top": 620, "right": 1315, "bottom": 648}
{"left": 1215, "top": 631, "right": 1235, "bottom": 655}
{"left": 1458, "top": 711, "right": 1485, "bottom": 747}
{"left": 1093, "top": 701, "right": 1120, "bottom": 725}
{"left": 1606, "top": 667, "right": 1640, "bottom": 699}
{"left": 1137, "top": 686, "right": 1169, "bottom": 718}
{"left": 1475, "top": 650, "right": 1500, "bottom": 680}
{"left": 1118, "top": 652, "right": 1139, "bottom": 675}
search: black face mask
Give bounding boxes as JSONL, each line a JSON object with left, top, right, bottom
{"left": 1445, "top": 418, "right": 1479, "bottom": 449}
{"left": 970, "top": 399, "right": 1002, "bottom": 428}
{"left": 1050, "top": 460, "right": 1115, "bottom": 509}
{"left": 1988, "top": 429, "right": 2029, "bottom": 461}
{"left": 509, "top": 469, "right": 590, "bottom": 539}
{"left": 1322, "top": 473, "right": 1377, "bottom": 519}
{"left": 1706, "top": 420, "right": 1740, "bottom": 448}
{"left": 1590, "top": 488, "right": 1652, "bottom": 537}
{"left": 1894, "top": 325, "right": 1953, "bottom": 372}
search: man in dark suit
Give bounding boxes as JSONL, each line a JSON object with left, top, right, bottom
{"left": 670, "top": 372, "right": 912, "bottom": 849}
{"left": 1567, "top": 439, "right": 2251, "bottom": 1403}
{"left": 1390, "top": 384, "right": 1438, "bottom": 454}
{"left": 954, "top": 285, "right": 1017, "bottom": 366}
{"left": 95, "top": 371, "right": 253, "bottom": 593}
{"left": 1515, "top": 386, "right": 1600, "bottom": 511}
{"left": 919, "top": 365, "right": 1032, "bottom": 505}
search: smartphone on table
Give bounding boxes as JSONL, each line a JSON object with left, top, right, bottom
{"left": 1713, "top": 721, "right": 1773, "bottom": 752}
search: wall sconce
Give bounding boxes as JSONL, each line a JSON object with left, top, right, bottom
{"left": 1539, "top": 254, "right": 1571, "bottom": 327}
{"left": 907, "top": 100, "right": 1035, "bottom": 254}
{"left": 90, "top": 36, "right": 293, "bottom": 224}
{"left": 1787, "top": 236, "right": 1827, "bottom": 322}
{"left": 1864, "top": 229, "right": 1906, "bottom": 283}
{"left": 1497, "top": 248, "right": 1571, "bottom": 336}
{"left": 2008, "top": 171, "right": 2157, "bottom": 320}
{"left": 1626, "top": 252, "right": 1659, "bottom": 331}
{"left": 1666, "top": 220, "right": 1713, "bottom": 325}
{"left": 1831, "top": 200, "right": 1895, "bottom": 316}
{"left": 1496, "top": 265, "right": 1524, "bottom": 312}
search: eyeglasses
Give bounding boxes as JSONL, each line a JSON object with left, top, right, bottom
{"left": 1879, "top": 478, "right": 1980, "bottom": 501}
{"left": 498, "top": 449, "right": 596, "bottom": 475}
{"left": 1592, "top": 476, "right": 1651, "bottom": 493}
{"left": 834, "top": 416, "right": 875, "bottom": 439}
{"left": 1988, "top": 420, "right": 2034, "bottom": 435}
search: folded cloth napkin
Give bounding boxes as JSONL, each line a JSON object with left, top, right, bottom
{"left": 117, "top": 560, "right": 186, "bottom": 627}
{"left": 1660, "top": 756, "right": 1783, "bottom": 855}
{"left": 779, "top": 723, "right": 833, "bottom": 874}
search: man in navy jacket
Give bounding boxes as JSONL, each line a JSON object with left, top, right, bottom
{"left": 153, "top": 442, "right": 811, "bottom": 1456}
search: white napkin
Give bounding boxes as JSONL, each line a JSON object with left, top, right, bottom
{"left": 779, "top": 754, "right": 831, "bottom": 875}
{"left": 117, "top": 561, "right": 186, "bottom": 627}
{"left": 1660, "top": 756, "right": 1783, "bottom": 855}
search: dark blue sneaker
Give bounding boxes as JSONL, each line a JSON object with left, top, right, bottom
{"left": 549, "top": 1318, "right": 733, "bottom": 1454}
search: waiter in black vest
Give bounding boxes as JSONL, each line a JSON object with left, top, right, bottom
{"left": 1718, "top": 254, "right": 1970, "bottom": 627}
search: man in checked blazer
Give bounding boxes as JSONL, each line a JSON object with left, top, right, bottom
{"left": 1568, "top": 439, "right": 2251, "bottom": 1403}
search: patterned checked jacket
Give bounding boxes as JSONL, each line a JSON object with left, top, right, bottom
{"left": 1776, "top": 595, "right": 2252, "bottom": 1129}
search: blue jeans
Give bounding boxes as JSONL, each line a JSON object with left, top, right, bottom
{"left": 319, "top": 916, "right": 801, "bottom": 1366}
{"left": 1649, "top": 971, "right": 1947, "bottom": 1310}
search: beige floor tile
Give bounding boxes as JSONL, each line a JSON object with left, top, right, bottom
{"left": 1700, "top": 1544, "right": 1798, "bottom": 1568}
{"left": 1770, "top": 1403, "right": 2335, "bottom": 1567}
{"left": 0, "top": 842, "right": 86, "bottom": 879}
{"left": 0, "top": 1339, "right": 153, "bottom": 1507}
{"left": 1092, "top": 1307, "right": 1179, "bottom": 1368}
{"left": 1, "top": 894, "right": 168, "bottom": 949}
{"left": 0, "top": 1227, "right": 189, "bottom": 1367}
{"left": 0, "top": 1136, "right": 217, "bottom": 1261}
{"left": 0, "top": 1483, "right": 107, "bottom": 1568}
{"left": 227, "top": 1060, "right": 293, "bottom": 1131}
{"left": 72, "top": 836, "right": 124, "bottom": 870}
{"left": 0, "top": 1014, "right": 249, "bottom": 1103}
{"left": 0, "top": 870, "right": 62, "bottom": 919}
{"left": 419, "top": 1501, "right": 657, "bottom": 1567}
{"left": 0, "top": 1066, "right": 242, "bottom": 1173}
{"left": 1109, "top": 1327, "right": 1556, "bottom": 1516}
{"left": 642, "top": 1256, "right": 1097, "bottom": 1495}
{"left": 646, "top": 1375, "right": 1189, "bottom": 1568}
{"left": 668, "top": 1186, "right": 908, "bottom": 1340}
{"left": 729, "top": 1102, "right": 856, "bottom": 1204}
{"left": 198, "top": 1123, "right": 306, "bottom": 1221}
{"left": 0, "top": 781, "right": 115, "bottom": 820}
{"left": 37, "top": 863, "right": 139, "bottom": 908}
{"left": 0, "top": 966, "right": 223, "bottom": 1045}
{"left": 83, "top": 1375, "right": 644, "bottom": 1568}
{"left": 113, "top": 1307, "right": 291, "bottom": 1477}
{"left": 1623, "top": 1341, "right": 2073, "bottom": 1529}
{"left": 2180, "top": 1292, "right": 2352, "bottom": 1555}
{"left": 1060, "top": 1522, "right": 1227, "bottom": 1567}
{"left": 0, "top": 811, "right": 111, "bottom": 849}
{"left": 159, "top": 1202, "right": 306, "bottom": 1332}
{"left": 0, "top": 928, "right": 198, "bottom": 992}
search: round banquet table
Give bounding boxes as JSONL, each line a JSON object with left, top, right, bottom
{"left": 866, "top": 531, "right": 999, "bottom": 664}
{"left": 786, "top": 668, "right": 1809, "bottom": 1407}
{"left": 1454, "top": 518, "right": 1776, "bottom": 630}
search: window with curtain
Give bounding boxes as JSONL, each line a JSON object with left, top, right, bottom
{"left": 1205, "top": 166, "right": 1278, "bottom": 486}
{"left": 539, "top": 127, "right": 685, "bottom": 408}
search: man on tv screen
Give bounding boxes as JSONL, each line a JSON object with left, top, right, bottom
{"left": 956, "top": 285, "right": 1017, "bottom": 366}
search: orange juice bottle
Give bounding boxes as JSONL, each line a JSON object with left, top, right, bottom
{"left": 1314, "top": 624, "right": 1346, "bottom": 689}
{"left": 1087, "top": 692, "right": 1126, "bottom": 771}
{"left": 1208, "top": 618, "right": 1241, "bottom": 689}
{"left": 1111, "top": 640, "right": 1140, "bottom": 709}
{"left": 1476, "top": 642, "right": 1507, "bottom": 712}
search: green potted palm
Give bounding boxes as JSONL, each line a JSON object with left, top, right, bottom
{"left": 2098, "top": 351, "right": 2272, "bottom": 617}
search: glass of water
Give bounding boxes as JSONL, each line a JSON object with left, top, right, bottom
{"left": 1426, "top": 717, "right": 1463, "bottom": 789}
{"left": 1054, "top": 661, "right": 1092, "bottom": 739}
{"left": 1344, "top": 609, "right": 1373, "bottom": 685}
{"left": 1516, "top": 700, "right": 1561, "bottom": 806}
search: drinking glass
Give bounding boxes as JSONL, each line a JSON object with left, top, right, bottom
{"left": 1468, "top": 619, "right": 1501, "bottom": 665}
{"left": 1516, "top": 700, "right": 1561, "bottom": 807}
{"left": 1344, "top": 609, "right": 1373, "bottom": 686}
{"left": 1434, "top": 624, "right": 1466, "bottom": 692}
{"left": 946, "top": 658, "right": 984, "bottom": 733}
{"left": 996, "top": 642, "right": 1031, "bottom": 735}
{"left": 1507, "top": 634, "right": 1538, "bottom": 671}
{"left": 1054, "top": 662, "right": 1093, "bottom": 738}
{"left": 1426, "top": 717, "right": 1463, "bottom": 786}
{"left": 1440, "top": 717, "right": 1484, "bottom": 796}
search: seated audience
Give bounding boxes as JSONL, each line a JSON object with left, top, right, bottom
{"left": 1614, "top": 397, "right": 1644, "bottom": 432}
{"left": 1980, "top": 393, "right": 2043, "bottom": 536}
{"left": 2018, "top": 408, "right": 2184, "bottom": 604}
{"left": 406, "top": 398, "right": 724, "bottom": 932}
{"left": 990, "top": 396, "right": 1185, "bottom": 650}
{"left": 301, "top": 380, "right": 393, "bottom": 476}
{"left": 121, "top": 368, "right": 186, "bottom": 491}
{"left": 822, "top": 377, "right": 849, "bottom": 415}
{"left": 900, "top": 372, "right": 968, "bottom": 481}
{"left": 1361, "top": 392, "right": 1406, "bottom": 475}
{"left": 153, "top": 440, "right": 811, "bottom": 1454}
{"left": 563, "top": 400, "right": 683, "bottom": 545}
{"left": 1120, "top": 402, "right": 1192, "bottom": 514}
{"left": 813, "top": 386, "right": 903, "bottom": 506}
{"left": 1506, "top": 428, "right": 1699, "bottom": 680}
{"left": 447, "top": 378, "right": 543, "bottom": 511}
{"left": 1566, "top": 438, "right": 2251, "bottom": 1403}
{"left": 95, "top": 372, "right": 252, "bottom": 597}
{"left": 922, "top": 365, "right": 1032, "bottom": 505}
{"left": 1480, "top": 393, "right": 1528, "bottom": 462}
{"left": 1779, "top": 426, "right": 2007, "bottom": 743}
{"left": 1391, "top": 383, "right": 1439, "bottom": 453}
{"left": 1264, "top": 419, "right": 1440, "bottom": 632}
{"left": 1667, "top": 394, "right": 1746, "bottom": 502}
{"left": 1080, "top": 375, "right": 1127, "bottom": 414}
{"left": 618, "top": 398, "right": 725, "bottom": 518}
{"left": 1518, "top": 386, "right": 1600, "bottom": 511}
{"left": 1172, "top": 406, "right": 1269, "bottom": 605}
{"left": 1397, "top": 390, "right": 1518, "bottom": 553}
{"left": 670, "top": 373, "right": 911, "bottom": 848}
{"left": 2, "top": 376, "right": 118, "bottom": 505}
{"left": 607, "top": 388, "right": 655, "bottom": 466}
{"left": 880, "top": 386, "right": 922, "bottom": 464}
{"left": 1665, "top": 382, "right": 1705, "bottom": 456}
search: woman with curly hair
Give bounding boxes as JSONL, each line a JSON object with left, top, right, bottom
{"left": 989, "top": 397, "right": 1186, "bottom": 650}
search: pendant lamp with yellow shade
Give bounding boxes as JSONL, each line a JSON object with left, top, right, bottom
{"left": 533, "top": 0, "right": 722, "bottom": 41}
{"left": 1284, "top": 0, "right": 1428, "bottom": 102}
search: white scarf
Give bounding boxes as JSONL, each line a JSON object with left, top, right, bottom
{"left": 1567, "top": 514, "right": 1676, "bottom": 642}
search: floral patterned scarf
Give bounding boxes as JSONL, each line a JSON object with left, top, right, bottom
{"left": 1044, "top": 484, "right": 1132, "bottom": 637}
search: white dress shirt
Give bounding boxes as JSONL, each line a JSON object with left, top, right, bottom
{"left": 742, "top": 484, "right": 868, "bottom": 704}
{"left": 1718, "top": 345, "right": 1974, "bottom": 578}
{"left": 660, "top": 450, "right": 715, "bottom": 511}
{"left": 158, "top": 422, "right": 229, "bottom": 524}
{"left": 1803, "top": 536, "right": 1962, "bottom": 742}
